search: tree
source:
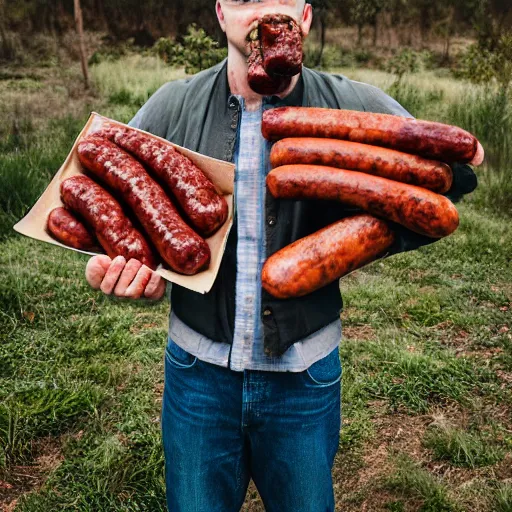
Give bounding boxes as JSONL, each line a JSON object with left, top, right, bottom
{"left": 74, "top": 0, "right": 89, "bottom": 89}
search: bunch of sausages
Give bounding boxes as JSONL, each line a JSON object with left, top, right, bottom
{"left": 261, "top": 107, "right": 484, "bottom": 299}
{"left": 47, "top": 124, "right": 228, "bottom": 275}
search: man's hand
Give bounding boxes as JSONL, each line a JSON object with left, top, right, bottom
{"left": 85, "top": 255, "right": 166, "bottom": 300}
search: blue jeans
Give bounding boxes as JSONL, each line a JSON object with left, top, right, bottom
{"left": 161, "top": 337, "right": 342, "bottom": 512}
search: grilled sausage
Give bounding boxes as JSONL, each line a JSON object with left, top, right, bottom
{"left": 262, "top": 214, "right": 395, "bottom": 299}
{"left": 270, "top": 138, "right": 454, "bottom": 193}
{"left": 267, "top": 164, "right": 459, "bottom": 238}
{"left": 95, "top": 124, "right": 228, "bottom": 237}
{"left": 77, "top": 134, "right": 210, "bottom": 275}
{"left": 47, "top": 206, "right": 99, "bottom": 251}
{"left": 259, "top": 14, "right": 303, "bottom": 77}
{"left": 262, "top": 107, "right": 480, "bottom": 163}
{"left": 60, "top": 175, "right": 157, "bottom": 269}
{"left": 247, "top": 36, "right": 291, "bottom": 95}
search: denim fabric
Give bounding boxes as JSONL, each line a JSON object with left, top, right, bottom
{"left": 161, "top": 336, "right": 342, "bottom": 511}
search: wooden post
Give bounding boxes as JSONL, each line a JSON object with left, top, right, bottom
{"left": 74, "top": 0, "right": 89, "bottom": 89}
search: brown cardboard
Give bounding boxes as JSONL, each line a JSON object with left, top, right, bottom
{"left": 13, "top": 112, "right": 235, "bottom": 294}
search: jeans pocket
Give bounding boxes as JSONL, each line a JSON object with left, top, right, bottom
{"left": 303, "top": 347, "right": 342, "bottom": 388}
{"left": 165, "top": 337, "right": 198, "bottom": 369}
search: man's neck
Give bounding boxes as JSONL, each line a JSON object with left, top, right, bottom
{"left": 227, "top": 47, "right": 300, "bottom": 112}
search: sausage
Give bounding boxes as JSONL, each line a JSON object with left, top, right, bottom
{"left": 270, "top": 138, "right": 453, "bottom": 193}
{"left": 60, "top": 175, "right": 157, "bottom": 269}
{"left": 47, "top": 206, "right": 100, "bottom": 251}
{"left": 262, "top": 107, "right": 480, "bottom": 163}
{"left": 267, "top": 164, "right": 459, "bottom": 238}
{"left": 262, "top": 214, "right": 395, "bottom": 299}
{"left": 247, "top": 36, "right": 291, "bottom": 95}
{"left": 95, "top": 124, "right": 228, "bottom": 237}
{"left": 259, "top": 14, "right": 303, "bottom": 77}
{"left": 77, "top": 134, "right": 210, "bottom": 275}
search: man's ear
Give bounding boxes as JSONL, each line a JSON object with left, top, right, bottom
{"left": 300, "top": 3, "right": 313, "bottom": 37}
{"left": 216, "top": 1, "right": 227, "bottom": 33}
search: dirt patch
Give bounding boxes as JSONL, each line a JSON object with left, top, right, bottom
{"left": 342, "top": 325, "right": 376, "bottom": 341}
{"left": 0, "top": 436, "right": 63, "bottom": 511}
{"left": 331, "top": 412, "right": 431, "bottom": 511}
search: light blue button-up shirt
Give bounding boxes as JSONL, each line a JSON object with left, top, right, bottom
{"left": 129, "top": 96, "right": 341, "bottom": 372}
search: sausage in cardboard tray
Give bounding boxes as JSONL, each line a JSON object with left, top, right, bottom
{"left": 77, "top": 134, "right": 211, "bottom": 275}
{"left": 60, "top": 175, "right": 157, "bottom": 269}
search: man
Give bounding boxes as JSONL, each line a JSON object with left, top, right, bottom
{"left": 85, "top": 1, "right": 477, "bottom": 510}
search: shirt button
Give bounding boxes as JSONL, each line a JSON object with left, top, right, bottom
{"left": 267, "top": 216, "right": 277, "bottom": 226}
{"left": 245, "top": 296, "right": 253, "bottom": 304}
{"left": 244, "top": 333, "right": 251, "bottom": 341}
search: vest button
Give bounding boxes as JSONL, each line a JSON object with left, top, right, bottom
{"left": 267, "top": 216, "right": 276, "bottom": 226}
{"left": 263, "top": 308, "right": 272, "bottom": 316}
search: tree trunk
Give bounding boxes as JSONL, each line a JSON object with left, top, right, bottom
{"left": 314, "top": 11, "right": 326, "bottom": 67}
{"left": 74, "top": 0, "right": 89, "bottom": 90}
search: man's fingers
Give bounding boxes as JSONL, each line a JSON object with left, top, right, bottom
{"left": 100, "top": 255, "right": 126, "bottom": 295}
{"left": 125, "top": 265, "right": 153, "bottom": 299}
{"left": 144, "top": 273, "right": 166, "bottom": 300}
{"left": 85, "top": 255, "right": 112, "bottom": 289}
{"left": 114, "top": 258, "right": 143, "bottom": 297}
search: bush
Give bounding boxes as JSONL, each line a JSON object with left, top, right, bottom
{"left": 455, "top": 33, "right": 512, "bottom": 92}
{"left": 152, "top": 24, "right": 226, "bottom": 74}
{"left": 386, "top": 48, "right": 421, "bottom": 84}
{"left": 152, "top": 37, "right": 185, "bottom": 66}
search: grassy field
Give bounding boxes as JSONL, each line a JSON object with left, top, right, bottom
{"left": 1, "top": 56, "right": 511, "bottom": 511}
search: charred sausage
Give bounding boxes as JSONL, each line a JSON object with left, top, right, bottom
{"left": 60, "top": 175, "right": 157, "bottom": 269}
{"left": 266, "top": 164, "right": 459, "bottom": 238}
{"left": 47, "top": 206, "right": 99, "bottom": 251}
{"left": 262, "top": 107, "right": 480, "bottom": 163}
{"left": 259, "top": 14, "right": 303, "bottom": 77}
{"left": 262, "top": 214, "right": 395, "bottom": 299}
{"left": 270, "top": 138, "right": 453, "bottom": 193}
{"left": 77, "top": 134, "right": 210, "bottom": 275}
{"left": 247, "top": 35, "right": 291, "bottom": 95}
{"left": 95, "top": 124, "right": 228, "bottom": 237}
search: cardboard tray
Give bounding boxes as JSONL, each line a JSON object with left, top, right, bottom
{"left": 13, "top": 112, "right": 235, "bottom": 294}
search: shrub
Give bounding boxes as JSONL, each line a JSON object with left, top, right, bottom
{"left": 153, "top": 24, "right": 226, "bottom": 74}
{"left": 386, "top": 48, "right": 421, "bottom": 85}
{"left": 455, "top": 33, "right": 512, "bottom": 92}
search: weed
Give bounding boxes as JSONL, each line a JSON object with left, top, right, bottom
{"left": 423, "top": 423, "right": 505, "bottom": 468}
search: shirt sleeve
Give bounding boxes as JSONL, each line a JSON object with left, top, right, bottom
{"left": 127, "top": 104, "right": 147, "bottom": 129}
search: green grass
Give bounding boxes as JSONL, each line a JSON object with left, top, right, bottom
{"left": 386, "top": 454, "right": 457, "bottom": 511}
{"left": 1, "top": 57, "right": 511, "bottom": 511}
{"left": 423, "top": 422, "right": 505, "bottom": 468}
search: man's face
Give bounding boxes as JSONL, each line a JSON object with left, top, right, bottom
{"left": 216, "top": 0, "right": 312, "bottom": 58}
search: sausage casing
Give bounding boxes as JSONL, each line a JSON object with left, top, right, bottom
{"left": 60, "top": 175, "right": 157, "bottom": 269}
{"left": 47, "top": 206, "right": 99, "bottom": 251}
{"left": 95, "top": 124, "right": 228, "bottom": 237}
{"left": 270, "top": 138, "right": 453, "bottom": 193}
{"left": 267, "top": 164, "right": 459, "bottom": 238}
{"left": 262, "top": 214, "right": 395, "bottom": 299}
{"left": 262, "top": 107, "right": 479, "bottom": 163}
{"left": 77, "top": 134, "right": 210, "bottom": 275}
